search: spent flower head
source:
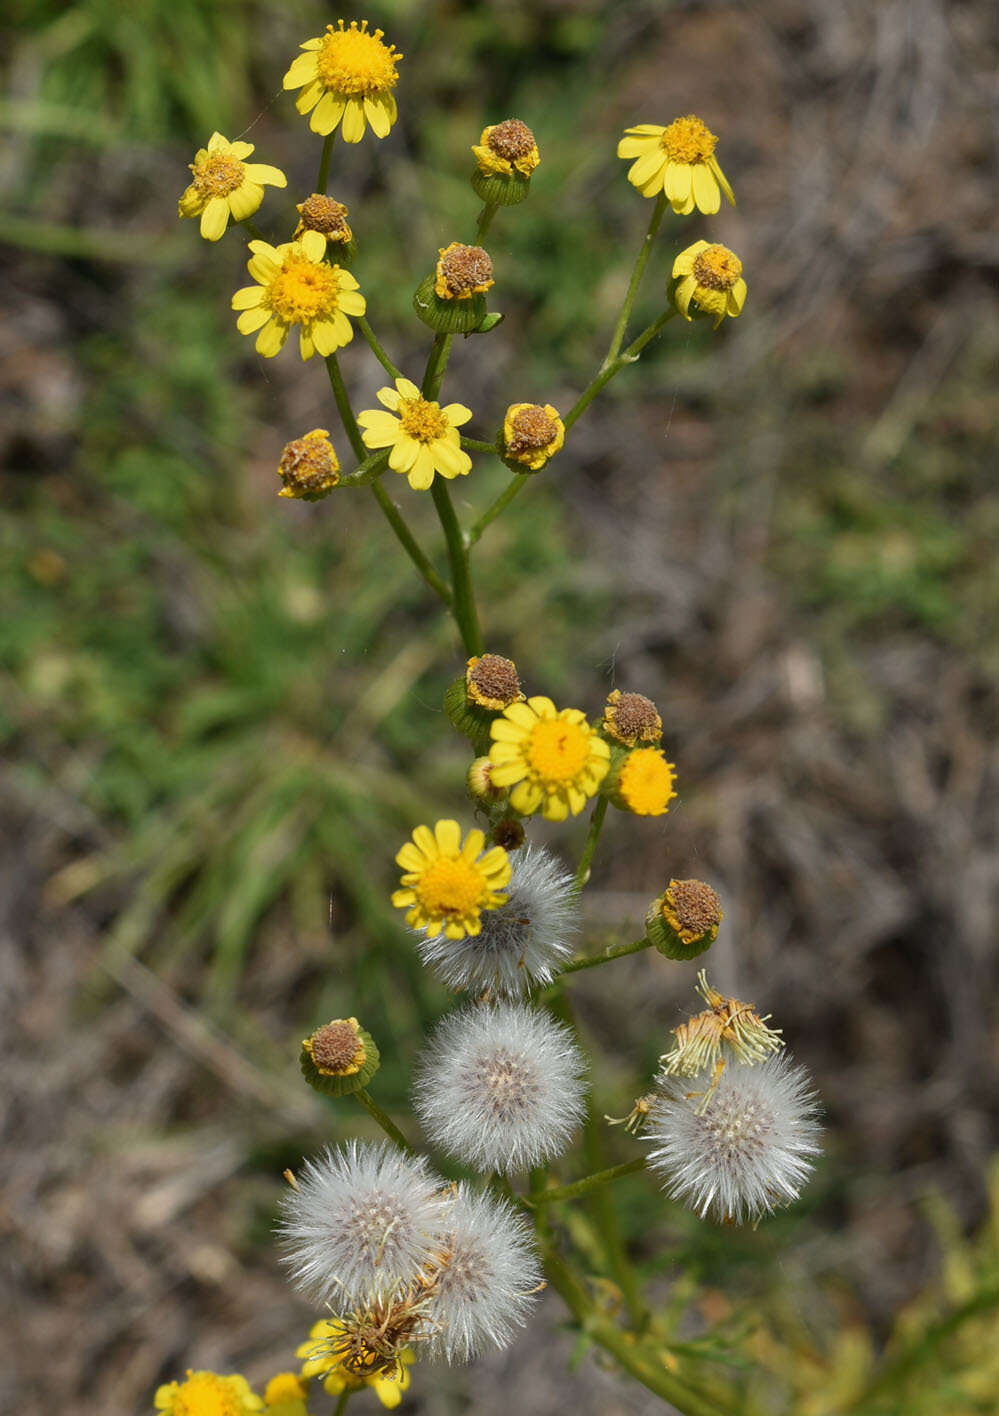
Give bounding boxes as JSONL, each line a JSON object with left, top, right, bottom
{"left": 646, "top": 879, "right": 723, "bottom": 960}
{"left": 297, "top": 1319, "right": 413, "bottom": 1407}
{"left": 415, "top": 844, "right": 578, "bottom": 995}
{"left": 232, "top": 231, "right": 365, "bottom": 359}
{"left": 617, "top": 114, "right": 734, "bottom": 213}
{"left": 425, "top": 1184, "right": 544, "bottom": 1361}
{"left": 646, "top": 1054, "right": 821, "bottom": 1223}
{"left": 661, "top": 970, "right": 784, "bottom": 1090}
{"left": 178, "top": 132, "right": 286, "bottom": 242}
{"left": 434, "top": 243, "right": 495, "bottom": 301}
{"left": 473, "top": 119, "right": 540, "bottom": 178}
{"left": 671, "top": 241, "right": 747, "bottom": 328}
{"left": 489, "top": 695, "right": 611, "bottom": 821}
{"left": 502, "top": 403, "right": 565, "bottom": 471}
{"left": 392, "top": 819, "right": 511, "bottom": 939}
{"left": 154, "top": 1371, "right": 262, "bottom": 1416}
{"left": 300, "top": 1016, "right": 380, "bottom": 1097}
{"left": 283, "top": 19, "right": 402, "bottom": 141}
{"left": 277, "top": 429, "right": 340, "bottom": 500}
{"left": 602, "top": 689, "right": 663, "bottom": 747}
{"left": 295, "top": 193, "right": 353, "bottom": 248}
{"left": 414, "top": 1001, "right": 587, "bottom": 1173}
{"left": 279, "top": 1141, "right": 448, "bottom": 1307}
{"left": 359, "top": 378, "right": 472, "bottom": 491}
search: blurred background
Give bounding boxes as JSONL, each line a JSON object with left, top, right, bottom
{"left": 2, "top": 1, "right": 997, "bottom": 1412}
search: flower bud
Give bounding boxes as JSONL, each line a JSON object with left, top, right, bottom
{"left": 645, "top": 878, "right": 722, "bottom": 960}
{"left": 300, "top": 1017, "right": 380, "bottom": 1097}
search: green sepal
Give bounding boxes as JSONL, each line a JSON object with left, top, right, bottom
{"left": 413, "top": 273, "right": 488, "bottom": 334}
{"left": 299, "top": 1023, "right": 380, "bottom": 1098}
{"left": 444, "top": 674, "right": 497, "bottom": 755}
{"left": 471, "top": 168, "right": 531, "bottom": 206}
{"left": 644, "top": 898, "right": 716, "bottom": 961}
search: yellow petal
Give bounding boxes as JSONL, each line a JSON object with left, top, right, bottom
{"left": 412, "top": 825, "right": 436, "bottom": 856}
{"left": 433, "top": 440, "right": 471, "bottom": 478}
{"left": 617, "top": 135, "right": 657, "bottom": 159}
{"left": 542, "top": 793, "right": 569, "bottom": 822}
{"left": 199, "top": 197, "right": 229, "bottom": 241}
{"left": 527, "top": 695, "right": 556, "bottom": 717}
{"left": 337, "top": 289, "right": 366, "bottom": 316}
{"left": 299, "top": 328, "right": 315, "bottom": 360}
{"left": 434, "top": 820, "right": 462, "bottom": 854}
{"left": 407, "top": 446, "right": 436, "bottom": 489}
{"left": 623, "top": 123, "right": 666, "bottom": 137}
{"left": 255, "top": 318, "right": 287, "bottom": 357}
{"left": 229, "top": 141, "right": 254, "bottom": 160}
{"left": 341, "top": 98, "right": 366, "bottom": 144}
{"left": 628, "top": 149, "right": 666, "bottom": 188}
{"left": 363, "top": 94, "right": 393, "bottom": 138}
{"left": 236, "top": 306, "right": 270, "bottom": 334}
{"left": 663, "top": 163, "right": 692, "bottom": 209}
{"left": 441, "top": 402, "right": 473, "bottom": 426}
{"left": 206, "top": 131, "right": 228, "bottom": 152}
{"left": 295, "top": 79, "right": 324, "bottom": 116}
{"left": 728, "top": 278, "right": 747, "bottom": 314}
{"left": 489, "top": 760, "right": 527, "bottom": 787}
{"left": 311, "top": 320, "right": 341, "bottom": 357}
{"left": 377, "top": 386, "right": 402, "bottom": 410}
{"left": 227, "top": 182, "right": 263, "bottom": 223}
{"left": 461, "top": 828, "right": 486, "bottom": 859}
{"left": 510, "top": 780, "right": 544, "bottom": 814}
{"left": 395, "top": 378, "right": 421, "bottom": 400}
{"left": 691, "top": 163, "right": 720, "bottom": 214}
{"left": 501, "top": 701, "right": 541, "bottom": 728}
{"left": 232, "top": 285, "right": 264, "bottom": 310}
{"left": 396, "top": 843, "right": 425, "bottom": 871}
{"left": 300, "top": 229, "right": 326, "bottom": 263}
{"left": 709, "top": 155, "right": 736, "bottom": 206}
{"left": 283, "top": 52, "right": 320, "bottom": 89}
{"left": 243, "top": 163, "right": 286, "bottom": 188}
{"left": 389, "top": 437, "right": 419, "bottom": 472}
{"left": 489, "top": 722, "right": 525, "bottom": 744}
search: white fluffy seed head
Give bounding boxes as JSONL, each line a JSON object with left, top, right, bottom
{"left": 414, "top": 1001, "right": 587, "bottom": 1174}
{"left": 645, "top": 1054, "right": 822, "bottom": 1224}
{"left": 279, "top": 1141, "right": 449, "bottom": 1307}
{"left": 422, "top": 1183, "right": 543, "bottom": 1361}
{"left": 415, "top": 844, "right": 578, "bottom": 996}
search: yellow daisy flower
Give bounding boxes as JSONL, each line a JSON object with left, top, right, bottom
{"left": 282, "top": 19, "right": 402, "bottom": 141}
{"left": 472, "top": 118, "right": 540, "bottom": 178}
{"left": 671, "top": 241, "right": 747, "bottom": 328}
{"left": 231, "top": 230, "right": 365, "bottom": 360}
{"left": 178, "top": 132, "right": 287, "bottom": 242}
{"left": 489, "top": 697, "right": 611, "bottom": 821}
{"left": 297, "top": 1321, "right": 413, "bottom": 1410}
{"left": 154, "top": 1369, "right": 263, "bottom": 1416}
{"left": 502, "top": 403, "right": 565, "bottom": 471}
{"left": 611, "top": 747, "right": 677, "bottom": 817}
{"left": 617, "top": 115, "right": 734, "bottom": 214}
{"left": 392, "top": 820, "right": 511, "bottom": 939}
{"left": 358, "top": 377, "right": 472, "bottom": 491}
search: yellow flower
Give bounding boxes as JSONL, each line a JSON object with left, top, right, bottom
{"left": 154, "top": 1370, "right": 263, "bottom": 1416}
{"left": 358, "top": 377, "right": 472, "bottom": 490}
{"left": 502, "top": 403, "right": 565, "bottom": 471}
{"left": 231, "top": 230, "right": 365, "bottom": 360}
{"left": 489, "top": 697, "right": 611, "bottom": 821}
{"left": 612, "top": 747, "right": 677, "bottom": 816}
{"left": 178, "top": 133, "right": 287, "bottom": 242}
{"left": 277, "top": 429, "right": 340, "bottom": 499}
{"left": 282, "top": 19, "right": 402, "bottom": 141}
{"left": 472, "top": 118, "right": 540, "bottom": 177}
{"left": 617, "top": 115, "right": 734, "bottom": 214}
{"left": 297, "top": 1320, "right": 414, "bottom": 1410}
{"left": 392, "top": 820, "right": 511, "bottom": 939}
{"left": 671, "top": 241, "right": 747, "bottom": 328}
{"left": 434, "top": 243, "right": 494, "bottom": 301}
{"left": 264, "top": 1374, "right": 307, "bottom": 1408}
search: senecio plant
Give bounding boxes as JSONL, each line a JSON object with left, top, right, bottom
{"left": 159, "top": 17, "right": 819, "bottom": 1416}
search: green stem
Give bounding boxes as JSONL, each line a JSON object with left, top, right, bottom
{"left": 431, "top": 479, "right": 483, "bottom": 653}
{"left": 474, "top": 202, "right": 499, "bottom": 243}
{"left": 573, "top": 796, "right": 608, "bottom": 891}
{"left": 337, "top": 448, "right": 390, "bottom": 487}
{"left": 239, "top": 217, "right": 265, "bottom": 242}
{"left": 528, "top": 1158, "right": 647, "bottom": 1207}
{"left": 460, "top": 436, "right": 501, "bottom": 454}
{"left": 583, "top": 1105, "right": 647, "bottom": 1330}
{"left": 316, "top": 132, "right": 336, "bottom": 193}
{"left": 565, "top": 309, "right": 678, "bottom": 433}
{"left": 326, "top": 355, "right": 450, "bottom": 603}
{"left": 358, "top": 317, "right": 403, "bottom": 379}
{"left": 354, "top": 1089, "right": 416, "bottom": 1154}
{"left": 603, "top": 192, "right": 668, "bottom": 369}
{"left": 466, "top": 473, "right": 529, "bottom": 547}
{"left": 333, "top": 1389, "right": 351, "bottom": 1416}
{"left": 556, "top": 935, "right": 654, "bottom": 977}
{"left": 420, "top": 331, "right": 453, "bottom": 400}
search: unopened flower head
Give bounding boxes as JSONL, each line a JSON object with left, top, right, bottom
{"left": 154, "top": 1370, "right": 262, "bottom": 1416}
{"left": 473, "top": 119, "right": 540, "bottom": 178}
{"left": 602, "top": 689, "right": 662, "bottom": 747}
{"left": 671, "top": 241, "right": 747, "bottom": 328}
{"left": 232, "top": 231, "right": 365, "bottom": 359}
{"left": 425, "top": 1184, "right": 544, "bottom": 1361}
{"left": 393, "top": 820, "right": 511, "bottom": 940}
{"left": 646, "top": 879, "right": 722, "bottom": 960}
{"left": 434, "top": 243, "right": 494, "bottom": 301}
{"left": 297, "top": 1319, "right": 413, "bottom": 1408}
{"left": 295, "top": 194, "right": 353, "bottom": 248}
{"left": 359, "top": 377, "right": 472, "bottom": 491}
{"left": 279, "top": 1141, "right": 448, "bottom": 1307}
{"left": 489, "top": 696, "right": 611, "bottom": 821}
{"left": 178, "top": 132, "right": 286, "bottom": 242}
{"left": 277, "top": 429, "right": 340, "bottom": 500}
{"left": 416, "top": 844, "right": 578, "bottom": 995}
{"left": 607, "top": 746, "right": 677, "bottom": 816}
{"left": 661, "top": 970, "right": 783, "bottom": 1084}
{"left": 415, "top": 1002, "right": 586, "bottom": 1172}
{"left": 283, "top": 20, "right": 402, "bottom": 141}
{"left": 646, "top": 1054, "right": 821, "bottom": 1223}
{"left": 502, "top": 404, "right": 565, "bottom": 471}
{"left": 617, "top": 114, "right": 734, "bottom": 213}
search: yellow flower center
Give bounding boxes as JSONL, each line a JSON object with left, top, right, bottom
{"left": 659, "top": 115, "right": 717, "bottom": 164}
{"left": 267, "top": 253, "right": 341, "bottom": 323}
{"left": 527, "top": 718, "right": 592, "bottom": 783}
{"left": 414, "top": 857, "right": 487, "bottom": 918}
{"left": 168, "top": 1372, "right": 243, "bottom": 1416}
{"left": 191, "top": 154, "right": 245, "bottom": 198}
{"left": 398, "top": 396, "right": 448, "bottom": 443}
{"left": 620, "top": 749, "right": 676, "bottom": 814}
{"left": 317, "top": 20, "right": 400, "bottom": 96}
{"left": 692, "top": 244, "right": 742, "bottom": 292}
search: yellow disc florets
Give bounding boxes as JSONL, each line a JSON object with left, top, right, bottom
{"left": 616, "top": 747, "right": 677, "bottom": 816}
{"left": 191, "top": 153, "right": 245, "bottom": 197}
{"left": 316, "top": 20, "right": 401, "bottom": 96}
{"left": 393, "top": 820, "right": 511, "bottom": 939}
{"left": 692, "top": 244, "right": 742, "bottom": 292}
{"left": 527, "top": 718, "right": 592, "bottom": 782}
{"left": 154, "top": 1370, "right": 261, "bottom": 1416}
{"left": 660, "top": 115, "right": 717, "bottom": 164}
{"left": 414, "top": 857, "right": 489, "bottom": 918}
{"left": 267, "top": 252, "right": 342, "bottom": 322}
{"left": 398, "top": 396, "right": 449, "bottom": 443}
